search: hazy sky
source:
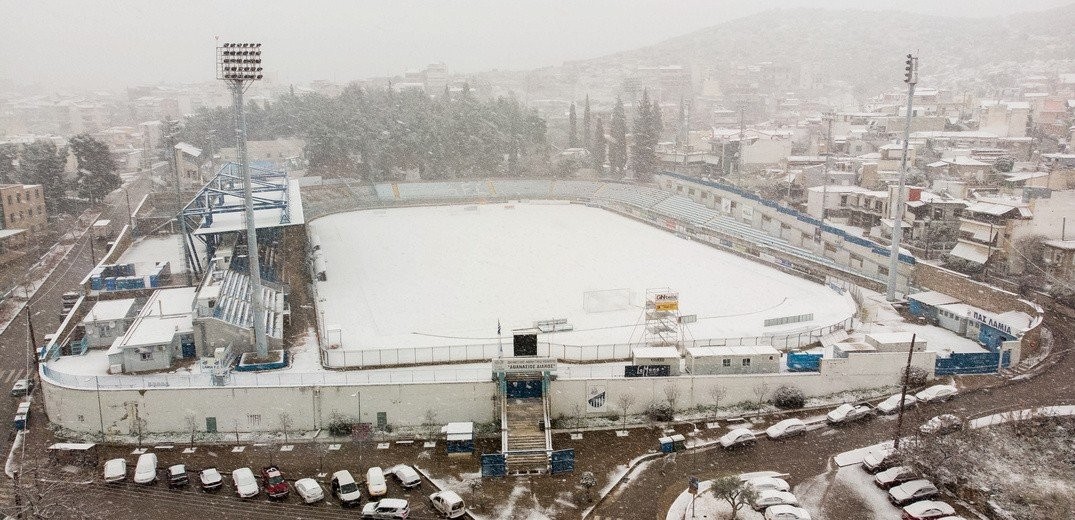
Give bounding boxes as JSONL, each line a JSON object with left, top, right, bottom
{"left": 1, "top": 0, "right": 1071, "bottom": 91}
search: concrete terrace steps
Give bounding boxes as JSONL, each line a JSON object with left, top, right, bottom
{"left": 502, "top": 395, "right": 551, "bottom": 473}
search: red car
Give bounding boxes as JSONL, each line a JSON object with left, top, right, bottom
{"left": 261, "top": 466, "right": 290, "bottom": 499}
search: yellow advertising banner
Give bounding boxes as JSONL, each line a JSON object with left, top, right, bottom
{"left": 655, "top": 301, "right": 679, "bottom": 311}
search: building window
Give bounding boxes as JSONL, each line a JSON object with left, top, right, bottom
{"left": 722, "top": 359, "right": 731, "bottom": 367}
{"left": 742, "top": 358, "right": 752, "bottom": 367}
{"left": 6, "top": 195, "right": 10, "bottom": 205}
{"left": 701, "top": 192, "right": 709, "bottom": 199}
{"left": 247, "top": 414, "right": 262, "bottom": 426}
{"left": 140, "top": 351, "right": 153, "bottom": 361}
{"left": 878, "top": 266, "right": 889, "bottom": 276}
{"left": 15, "top": 193, "right": 20, "bottom": 203}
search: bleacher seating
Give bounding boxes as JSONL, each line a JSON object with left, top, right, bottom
{"left": 373, "top": 183, "right": 396, "bottom": 200}
{"left": 551, "top": 180, "right": 601, "bottom": 199}
{"left": 492, "top": 179, "right": 552, "bottom": 198}
{"left": 213, "top": 269, "right": 286, "bottom": 339}
{"left": 652, "top": 195, "right": 718, "bottom": 225}
{"left": 594, "top": 182, "right": 669, "bottom": 208}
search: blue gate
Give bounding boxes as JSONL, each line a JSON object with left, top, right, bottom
{"left": 550, "top": 449, "right": 575, "bottom": 474}
{"left": 506, "top": 379, "right": 543, "bottom": 399}
{"left": 181, "top": 342, "right": 197, "bottom": 358}
{"left": 481, "top": 453, "right": 506, "bottom": 478}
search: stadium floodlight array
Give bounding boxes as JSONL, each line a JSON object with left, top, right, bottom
{"left": 217, "top": 43, "right": 264, "bottom": 81}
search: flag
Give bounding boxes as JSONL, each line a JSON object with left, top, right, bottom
{"left": 497, "top": 319, "right": 501, "bottom": 336}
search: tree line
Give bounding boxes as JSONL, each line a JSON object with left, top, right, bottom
{"left": 563, "top": 88, "right": 664, "bottom": 182}
{"left": 0, "top": 134, "right": 119, "bottom": 211}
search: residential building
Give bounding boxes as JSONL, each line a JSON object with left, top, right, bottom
{"left": 174, "top": 142, "right": 205, "bottom": 190}
{"left": 1042, "top": 240, "right": 1075, "bottom": 286}
{"left": 0, "top": 184, "right": 48, "bottom": 251}
{"left": 948, "top": 196, "right": 1031, "bottom": 267}
{"left": 684, "top": 345, "right": 781, "bottom": 375}
{"left": 106, "top": 287, "right": 197, "bottom": 373}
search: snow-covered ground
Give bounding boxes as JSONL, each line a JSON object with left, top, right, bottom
{"left": 309, "top": 203, "right": 856, "bottom": 352}
{"left": 856, "top": 289, "right": 989, "bottom": 354}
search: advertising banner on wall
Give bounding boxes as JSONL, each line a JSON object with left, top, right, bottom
{"left": 586, "top": 385, "right": 607, "bottom": 413}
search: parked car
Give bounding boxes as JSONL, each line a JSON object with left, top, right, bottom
{"left": 200, "top": 467, "right": 223, "bottom": 492}
{"left": 262, "top": 466, "right": 290, "bottom": 499}
{"left": 331, "top": 470, "right": 363, "bottom": 507}
{"left": 827, "top": 403, "right": 871, "bottom": 425}
{"left": 429, "top": 490, "right": 466, "bottom": 518}
{"left": 889, "top": 479, "right": 940, "bottom": 506}
{"left": 747, "top": 476, "right": 790, "bottom": 493}
{"left": 765, "top": 418, "right": 807, "bottom": 440}
{"left": 764, "top": 504, "right": 813, "bottom": 520}
{"left": 751, "top": 490, "right": 799, "bottom": 511}
{"left": 167, "top": 464, "right": 189, "bottom": 489}
{"left": 362, "top": 498, "right": 410, "bottom": 519}
{"left": 388, "top": 464, "right": 422, "bottom": 489}
{"left": 901, "top": 500, "right": 956, "bottom": 520}
{"left": 719, "top": 428, "right": 757, "bottom": 449}
{"left": 915, "top": 385, "right": 957, "bottom": 404}
{"left": 103, "top": 458, "right": 126, "bottom": 483}
{"left": 862, "top": 447, "right": 898, "bottom": 473}
{"left": 366, "top": 466, "right": 388, "bottom": 497}
{"left": 919, "top": 414, "right": 964, "bottom": 436}
{"left": 10, "top": 379, "right": 33, "bottom": 397}
{"left": 877, "top": 393, "right": 918, "bottom": 414}
{"left": 874, "top": 466, "right": 918, "bottom": 489}
{"left": 232, "top": 467, "right": 259, "bottom": 498}
{"left": 133, "top": 453, "right": 158, "bottom": 485}
{"left": 294, "top": 478, "right": 325, "bottom": 504}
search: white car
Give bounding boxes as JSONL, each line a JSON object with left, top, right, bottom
{"left": 874, "top": 466, "right": 918, "bottom": 489}
{"left": 862, "top": 447, "right": 898, "bottom": 473}
{"left": 362, "top": 498, "right": 410, "bottom": 519}
{"left": 902, "top": 500, "right": 955, "bottom": 519}
{"left": 388, "top": 464, "right": 422, "bottom": 488}
{"left": 429, "top": 490, "right": 467, "bottom": 518}
{"left": 919, "top": 414, "right": 964, "bottom": 436}
{"left": 200, "top": 467, "right": 223, "bottom": 491}
{"left": 764, "top": 504, "right": 813, "bottom": 520}
{"left": 915, "top": 384, "right": 957, "bottom": 403}
{"left": 747, "top": 476, "right": 790, "bottom": 493}
{"left": 876, "top": 393, "right": 918, "bottom": 414}
{"left": 752, "top": 490, "right": 799, "bottom": 511}
{"left": 133, "top": 453, "right": 157, "bottom": 485}
{"left": 889, "top": 479, "right": 939, "bottom": 506}
{"left": 765, "top": 418, "right": 807, "bottom": 439}
{"left": 231, "top": 467, "right": 259, "bottom": 498}
{"left": 719, "top": 428, "right": 757, "bottom": 449}
{"left": 332, "top": 470, "right": 363, "bottom": 507}
{"left": 103, "top": 458, "right": 126, "bottom": 483}
{"left": 366, "top": 466, "right": 388, "bottom": 497}
{"left": 826, "top": 403, "right": 871, "bottom": 424}
{"left": 294, "top": 477, "right": 325, "bottom": 504}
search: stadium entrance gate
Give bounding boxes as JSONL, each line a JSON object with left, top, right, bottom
{"left": 490, "top": 357, "right": 565, "bottom": 476}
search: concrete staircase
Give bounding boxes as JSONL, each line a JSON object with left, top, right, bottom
{"left": 501, "top": 372, "right": 552, "bottom": 475}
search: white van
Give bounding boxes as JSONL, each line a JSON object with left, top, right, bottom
{"left": 331, "top": 470, "right": 362, "bottom": 507}
{"left": 430, "top": 490, "right": 466, "bottom": 518}
{"left": 366, "top": 466, "right": 387, "bottom": 497}
{"left": 133, "top": 453, "right": 157, "bottom": 484}
{"left": 231, "top": 467, "right": 259, "bottom": 498}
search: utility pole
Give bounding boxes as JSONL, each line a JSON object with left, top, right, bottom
{"left": 125, "top": 188, "right": 135, "bottom": 238}
{"left": 887, "top": 54, "right": 918, "bottom": 302}
{"left": 893, "top": 334, "right": 917, "bottom": 450}
{"left": 821, "top": 112, "right": 834, "bottom": 223}
{"left": 736, "top": 105, "right": 745, "bottom": 187}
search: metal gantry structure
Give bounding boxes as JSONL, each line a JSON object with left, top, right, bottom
{"left": 217, "top": 42, "right": 269, "bottom": 358}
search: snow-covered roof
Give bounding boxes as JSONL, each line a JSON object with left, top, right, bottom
{"left": 631, "top": 346, "right": 680, "bottom": 359}
{"left": 948, "top": 156, "right": 990, "bottom": 167}
{"left": 141, "top": 287, "right": 196, "bottom": 317}
{"left": 0, "top": 229, "right": 25, "bottom": 240}
{"left": 926, "top": 161, "right": 947, "bottom": 168}
{"left": 1002, "top": 171, "right": 1049, "bottom": 183}
{"left": 118, "top": 314, "right": 191, "bottom": 349}
{"left": 82, "top": 298, "right": 137, "bottom": 323}
{"left": 441, "top": 422, "right": 473, "bottom": 441}
{"left": 965, "top": 201, "right": 1029, "bottom": 217}
{"left": 174, "top": 142, "right": 202, "bottom": 157}
{"left": 686, "top": 345, "right": 780, "bottom": 357}
{"left": 949, "top": 242, "right": 990, "bottom": 264}
{"left": 1044, "top": 239, "right": 1075, "bottom": 251}
{"left": 908, "top": 291, "right": 962, "bottom": 307}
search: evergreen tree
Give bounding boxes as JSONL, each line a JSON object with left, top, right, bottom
{"left": 568, "top": 102, "right": 578, "bottom": 149}
{"left": 631, "top": 89, "right": 659, "bottom": 182}
{"left": 18, "top": 140, "right": 67, "bottom": 211}
{"left": 0, "top": 144, "right": 17, "bottom": 184}
{"left": 609, "top": 96, "right": 627, "bottom": 178}
{"left": 70, "top": 133, "right": 120, "bottom": 203}
{"left": 581, "top": 95, "right": 591, "bottom": 152}
{"left": 592, "top": 116, "right": 606, "bottom": 174}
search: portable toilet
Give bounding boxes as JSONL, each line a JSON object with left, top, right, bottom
{"left": 670, "top": 434, "right": 686, "bottom": 452}
{"left": 441, "top": 422, "right": 475, "bottom": 455}
{"left": 658, "top": 436, "right": 675, "bottom": 453}
{"left": 14, "top": 413, "right": 27, "bottom": 430}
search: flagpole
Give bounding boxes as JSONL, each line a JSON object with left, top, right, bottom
{"left": 497, "top": 318, "right": 503, "bottom": 358}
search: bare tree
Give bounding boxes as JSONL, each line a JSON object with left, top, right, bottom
{"left": 751, "top": 382, "right": 770, "bottom": 407}
{"left": 579, "top": 471, "right": 597, "bottom": 503}
{"left": 616, "top": 392, "right": 637, "bottom": 433}
{"left": 573, "top": 403, "right": 584, "bottom": 432}
{"left": 708, "top": 384, "right": 727, "bottom": 420}
{"left": 663, "top": 384, "right": 681, "bottom": 411}
{"left": 279, "top": 412, "right": 294, "bottom": 443}
{"left": 709, "top": 474, "right": 759, "bottom": 520}
{"left": 423, "top": 408, "right": 438, "bottom": 441}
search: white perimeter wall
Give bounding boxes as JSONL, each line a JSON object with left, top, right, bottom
{"left": 43, "top": 351, "right": 934, "bottom": 437}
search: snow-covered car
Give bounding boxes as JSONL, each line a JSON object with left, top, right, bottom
{"left": 719, "top": 428, "right": 757, "bottom": 449}
{"left": 388, "top": 464, "right": 422, "bottom": 488}
{"left": 764, "top": 504, "right": 813, "bottom": 520}
{"left": 889, "top": 479, "right": 939, "bottom": 506}
{"left": 915, "top": 384, "right": 957, "bottom": 404}
{"left": 366, "top": 466, "right": 388, "bottom": 497}
{"left": 10, "top": 379, "right": 33, "bottom": 397}
{"left": 231, "top": 467, "right": 259, "bottom": 498}
{"left": 901, "top": 500, "right": 955, "bottom": 519}
{"left": 362, "top": 498, "right": 410, "bottom": 519}
{"left": 167, "top": 464, "right": 189, "bottom": 489}
{"left": 429, "top": 490, "right": 466, "bottom": 518}
{"left": 294, "top": 478, "right": 325, "bottom": 504}
{"left": 862, "top": 447, "right": 898, "bottom": 473}
{"left": 934, "top": 517, "right": 967, "bottom": 520}
{"left": 103, "top": 458, "right": 126, "bottom": 483}
{"left": 133, "top": 453, "right": 158, "bottom": 485}
{"left": 765, "top": 418, "right": 807, "bottom": 440}
{"left": 751, "top": 490, "right": 799, "bottom": 511}
{"left": 332, "top": 470, "right": 363, "bottom": 507}
{"left": 877, "top": 393, "right": 918, "bottom": 414}
{"left": 874, "top": 466, "right": 918, "bottom": 489}
{"left": 747, "top": 476, "right": 790, "bottom": 493}
{"left": 919, "top": 414, "right": 963, "bottom": 436}
{"left": 200, "top": 467, "right": 223, "bottom": 491}
{"left": 261, "top": 466, "right": 290, "bottom": 499}
{"left": 826, "top": 403, "right": 872, "bottom": 425}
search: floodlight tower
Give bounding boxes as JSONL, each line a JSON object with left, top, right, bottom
{"left": 217, "top": 42, "right": 269, "bottom": 357}
{"left": 886, "top": 54, "right": 918, "bottom": 302}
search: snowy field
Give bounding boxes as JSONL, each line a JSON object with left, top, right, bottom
{"left": 309, "top": 203, "right": 855, "bottom": 351}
